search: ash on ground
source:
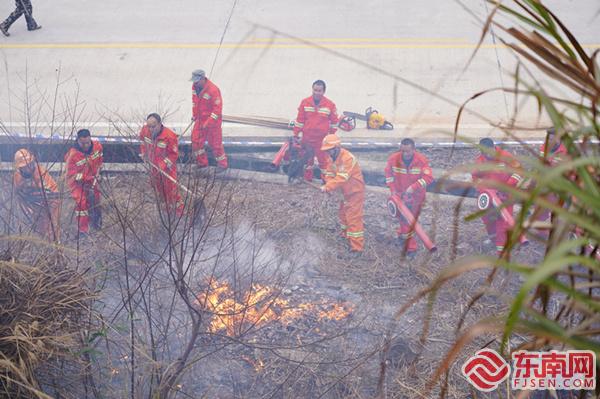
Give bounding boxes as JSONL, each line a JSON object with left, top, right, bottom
{"left": 0, "top": 155, "right": 546, "bottom": 398}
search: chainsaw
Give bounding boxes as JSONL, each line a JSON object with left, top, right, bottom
{"left": 343, "top": 107, "right": 394, "bottom": 130}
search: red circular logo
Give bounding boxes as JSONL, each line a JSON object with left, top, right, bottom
{"left": 462, "top": 349, "right": 510, "bottom": 392}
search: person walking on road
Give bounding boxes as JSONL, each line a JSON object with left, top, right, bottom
{"left": 190, "top": 69, "right": 228, "bottom": 170}
{"left": 0, "top": 0, "right": 41, "bottom": 37}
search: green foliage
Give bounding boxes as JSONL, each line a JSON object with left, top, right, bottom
{"left": 423, "top": 0, "right": 600, "bottom": 395}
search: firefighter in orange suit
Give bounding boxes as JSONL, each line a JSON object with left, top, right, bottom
{"left": 13, "top": 149, "right": 60, "bottom": 241}
{"left": 140, "top": 113, "right": 184, "bottom": 216}
{"left": 471, "top": 138, "right": 523, "bottom": 254}
{"left": 320, "top": 134, "right": 365, "bottom": 253}
{"left": 384, "top": 138, "right": 433, "bottom": 256}
{"left": 293, "top": 80, "right": 339, "bottom": 181}
{"left": 64, "top": 129, "right": 103, "bottom": 236}
{"left": 190, "top": 69, "right": 228, "bottom": 169}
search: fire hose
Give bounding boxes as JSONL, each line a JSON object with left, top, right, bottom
{"left": 270, "top": 137, "right": 314, "bottom": 182}
{"left": 270, "top": 141, "right": 289, "bottom": 170}
{"left": 477, "top": 189, "right": 528, "bottom": 245}
{"left": 387, "top": 194, "right": 437, "bottom": 252}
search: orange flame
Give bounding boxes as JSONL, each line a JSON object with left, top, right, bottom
{"left": 195, "top": 279, "right": 353, "bottom": 336}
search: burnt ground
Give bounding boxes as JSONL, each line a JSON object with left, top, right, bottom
{"left": 228, "top": 176, "right": 546, "bottom": 398}
{"left": 0, "top": 148, "right": 554, "bottom": 398}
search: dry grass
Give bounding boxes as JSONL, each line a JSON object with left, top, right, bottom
{"left": 0, "top": 250, "right": 94, "bottom": 399}
{"left": 0, "top": 169, "right": 549, "bottom": 398}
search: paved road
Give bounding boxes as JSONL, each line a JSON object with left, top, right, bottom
{"left": 0, "top": 0, "right": 598, "bottom": 141}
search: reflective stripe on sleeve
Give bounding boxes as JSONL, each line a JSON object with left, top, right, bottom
{"left": 346, "top": 231, "right": 364, "bottom": 237}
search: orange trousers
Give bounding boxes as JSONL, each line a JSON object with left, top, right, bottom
{"left": 396, "top": 191, "right": 425, "bottom": 252}
{"left": 338, "top": 191, "right": 364, "bottom": 251}
{"left": 302, "top": 138, "right": 328, "bottom": 181}
{"left": 192, "top": 125, "right": 228, "bottom": 168}
{"left": 150, "top": 170, "right": 184, "bottom": 217}
{"left": 69, "top": 184, "right": 101, "bottom": 233}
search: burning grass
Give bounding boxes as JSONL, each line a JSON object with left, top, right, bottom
{"left": 195, "top": 278, "right": 354, "bottom": 336}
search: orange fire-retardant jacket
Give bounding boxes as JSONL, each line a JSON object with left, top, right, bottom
{"left": 539, "top": 142, "right": 568, "bottom": 165}
{"left": 13, "top": 164, "right": 58, "bottom": 194}
{"left": 140, "top": 125, "right": 179, "bottom": 172}
{"left": 384, "top": 151, "right": 433, "bottom": 194}
{"left": 192, "top": 79, "right": 222, "bottom": 130}
{"left": 472, "top": 146, "right": 523, "bottom": 188}
{"left": 64, "top": 140, "right": 103, "bottom": 188}
{"left": 322, "top": 148, "right": 364, "bottom": 196}
{"left": 293, "top": 96, "right": 339, "bottom": 143}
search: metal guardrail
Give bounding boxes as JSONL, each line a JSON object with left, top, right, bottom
{"left": 0, "top": 136, "right": 477, "bottom": 197}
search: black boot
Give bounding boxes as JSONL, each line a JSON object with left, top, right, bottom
{"left": 90, "top": 209, "right": 102, "bottom": 230}
{"left": 26, "top": 17, "right": 41, "bottom": 31}
{"left": 0, "top": 22, "right": 9, "bottom": 37}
